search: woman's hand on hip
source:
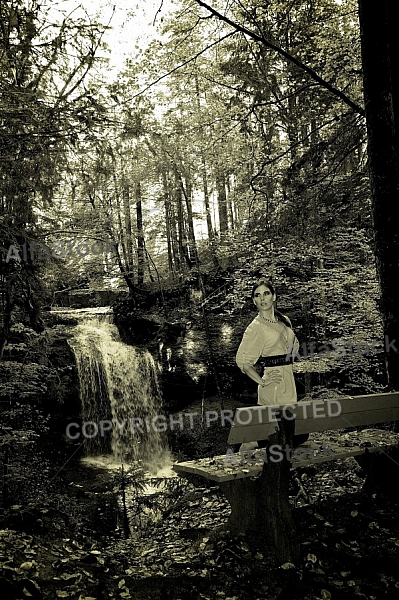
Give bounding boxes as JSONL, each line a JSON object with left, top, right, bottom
{"left": 262, "top": 368, "right": 283, "bottom": 386}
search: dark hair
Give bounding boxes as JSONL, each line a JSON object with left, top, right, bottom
{"left": 251, "top": 278, "right": 292, "bottom": 329}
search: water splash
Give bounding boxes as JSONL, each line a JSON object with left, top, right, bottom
{"left": 68, "top": 316, "right": 170, "bottom": 472}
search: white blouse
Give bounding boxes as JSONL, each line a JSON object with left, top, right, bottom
{"left": 236, "top": 316, "right": 299, "bottom": 406}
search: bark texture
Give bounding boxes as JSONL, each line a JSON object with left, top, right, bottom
{"left": 358, "top": 0, "right": 399, "bottom": 390}
{"left": 220, "top": 413, "right": 300, "bottom": 565}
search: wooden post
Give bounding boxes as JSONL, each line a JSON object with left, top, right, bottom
{"left": 219, "top": 411, "right": 300, "bottom": 564}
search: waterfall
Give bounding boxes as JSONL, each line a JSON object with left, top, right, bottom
{"left": 68, "top": 313, "right": 169, "bottom": 472}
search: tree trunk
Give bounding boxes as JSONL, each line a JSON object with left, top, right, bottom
{"left": 113, "top": 188, "right": 129, "bottom": 275}
{"left": 194, "top": 72, "right": 219, "bottom": 267}
{"left": 181, "top": 174, "right": 199, "bottom": 268}
{"left": 225, "top": 175, "right": 235, "bottom": 231}
{"left": 287, "top": 93, "right": 299, "bottom": 162}
{"left": 113, "top": 243, "right": 136, "bottom": 296}
{"left": 0, "top": 279, "right": 11, "bottom": 360}
{"left": 386, "top": 1, "right": 399, "bottom": 158}
{"left": 123, "top": 185, "right": 134, "bottom": 279}
{"left": 162, "top": 169, "right": 179, "bottom": 275}
{"left": 216, "top": 169, "right": 229, "bottom": 234}
{"left": 201, "top": 154, "right": 219, "bottom": 267}
{"left": 170, "top": 192, "right": 181, "bottom": 273}
{"left": 219, "top": 413, "right": 300, "bottom": 564}
{"left": 135, "top": 181, "right": 145, "bottom": 285}
{"left": 358, "top": 0, "right": 399, "bottom": 390}
{"left": 174, "top": 168, "right": 191, "bottom": 270}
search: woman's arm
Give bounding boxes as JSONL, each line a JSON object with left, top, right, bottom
{"left": 242, "top": 364, "right": 266, "bottom": 387}
{"left": 242, "top": 364, "right": 282, "bottom": 387}
{"left": 236, "top": 322, "right": 262, "bottom": 376}
{"left": 237, "top": 322, "right": 282, "bottom": 387}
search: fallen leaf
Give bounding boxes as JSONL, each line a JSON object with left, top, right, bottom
{"left": 306, "top": 553, "right": 317, "bottom": 563}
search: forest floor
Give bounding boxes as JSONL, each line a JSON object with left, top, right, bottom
{"left": 2, "top": 427, "right": 399, "bottom": 600}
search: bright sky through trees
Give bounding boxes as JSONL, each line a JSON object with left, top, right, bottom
{"left": 60, "top": 0, "right": 173, "bottom": 73}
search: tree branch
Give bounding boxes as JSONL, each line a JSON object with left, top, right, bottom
{"left": 130, "top": 31, "right": 236, "bottom": 100}
{"left": 250, "top": 113, "right": 346, "bottom": 184}
{"left": 193, "top": 0, "right": 365, "bottom": 116}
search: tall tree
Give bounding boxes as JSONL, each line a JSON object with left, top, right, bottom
{"left": 358, "top": 0, "right": 399, "bottom": 390}
{"left": 0, "top": 0, "right": 107, "bottom": 349}
{"left": 135, "top": 181, "right": 145, "bottom": 284}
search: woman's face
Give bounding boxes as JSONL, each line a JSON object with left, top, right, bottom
{"left": 253, "top": 284, "right": 276, "bottom": 311}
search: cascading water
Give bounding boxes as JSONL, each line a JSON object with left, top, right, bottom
{"left": 67, "top": 312, "right": 170, "bottom": 472}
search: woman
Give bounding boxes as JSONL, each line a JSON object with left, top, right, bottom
{"left": 236, "top": 277, "right": 299, "bottom": 411}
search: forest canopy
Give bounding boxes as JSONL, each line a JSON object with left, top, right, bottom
{"left": 0, "top": 0, "right": 387, "bottom": 372}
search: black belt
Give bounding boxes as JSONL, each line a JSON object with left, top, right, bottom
{"left": 257, "top": 354, "right": 293, "bottom": 368}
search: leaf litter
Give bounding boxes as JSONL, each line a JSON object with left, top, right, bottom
{"left": 1, "top": 430, "right": 399, "bottom": 598}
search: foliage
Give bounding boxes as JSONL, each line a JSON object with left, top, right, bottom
{"left": 13, "top": 0, "right": 378, "bottom": 357}
{"left": 0, "top": 0, "right": 110, "bottom": 346}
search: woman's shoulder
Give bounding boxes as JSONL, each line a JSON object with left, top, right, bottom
{"left": 243, "top": 317, "right": 262, "bottom": 334}
{"left": 249, "top": 315, "right": 262, "bottom": 327}
{"left": 282, "top": 314, "right": 292, "bottom": 325}
{"left": 277, "top": 312, "right": 293, "bottom": 327}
